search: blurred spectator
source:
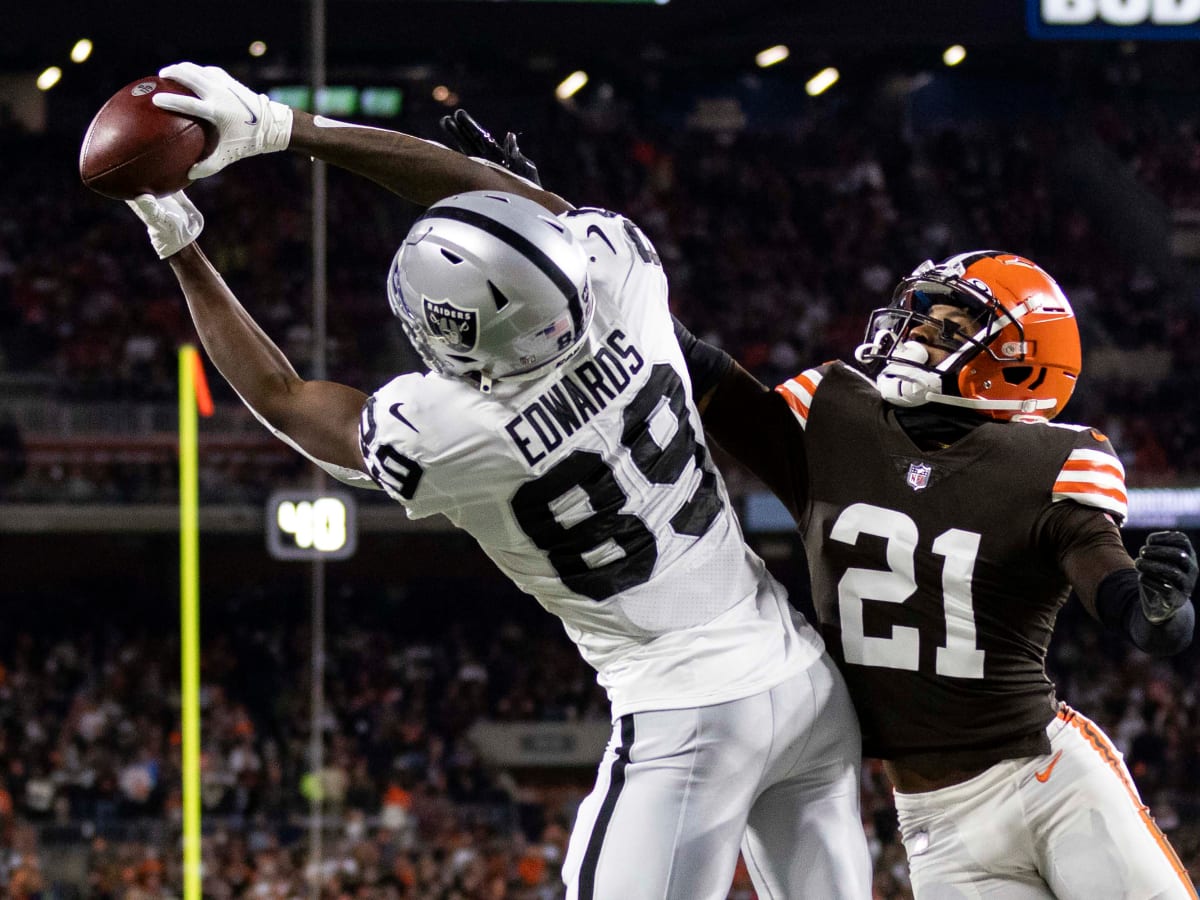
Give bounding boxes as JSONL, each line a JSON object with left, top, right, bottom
{"left": 6, "top": 80, "right": 1200, "bottom": 499}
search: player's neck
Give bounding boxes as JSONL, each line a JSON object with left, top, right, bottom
{"left": 892, "top": 404, "right": 989, "bottom": 451}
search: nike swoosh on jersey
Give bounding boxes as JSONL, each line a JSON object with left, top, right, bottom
{"left": 389, "top": 403, "right": 418, "bottom": 433}
{"left": 585, "top": 224, "right": 617, "bottom": 255}
{"left": 1034, "top": 749, "right": 1064, "bottom": 783}
{"left": 231, "top": 89, "right": 258, "bottom": 125}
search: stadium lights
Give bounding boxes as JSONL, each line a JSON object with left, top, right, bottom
{"left": 805, "top": 67, "right": 839, "bottom": 96}
{"left": 249, "top": 41, "right": 268, "bottom": 58}
{"left": 756, "top": 45, "right": 790, "bottom": 68}
{"left": 943, "top": 44, "right": 967, "bottom": 66}
{"left": 36, "top": 67, "right": 62, "bottom": 91}
{"left": 70, "top": 39, "right": 93, "bottom": 64}
{"left": 556, "top": 70, "right": 589, "bottom": 101}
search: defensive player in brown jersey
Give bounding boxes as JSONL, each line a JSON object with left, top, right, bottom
{"left": 440, "top": 117, "right": 1198, "bottom": 896}
{"left": 678, "top": 251, "right": 1199, "bottom": 898}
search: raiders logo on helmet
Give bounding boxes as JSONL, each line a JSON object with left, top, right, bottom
{"left": 424, "top": 299, "right": 478, "bottom": 353}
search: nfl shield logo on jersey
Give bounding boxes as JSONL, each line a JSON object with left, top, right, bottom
{"left": 423, "top": 299, "right": 478, "bottom": 353}
{"left": 906, "top": 462, "right": 932, "bottom": 491}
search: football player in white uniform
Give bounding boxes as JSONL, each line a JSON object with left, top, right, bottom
{"left": 122, "top": 63, "right": 872, "bottom": 899}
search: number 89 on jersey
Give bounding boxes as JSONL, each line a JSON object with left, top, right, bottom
{"left": 266, "top": 491, "right": 358, "bottom": 561}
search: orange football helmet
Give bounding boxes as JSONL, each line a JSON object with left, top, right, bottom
{"left": 855, "top": 251, "right": 1082, "bottom": 422}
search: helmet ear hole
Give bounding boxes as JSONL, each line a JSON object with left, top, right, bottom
{"left": 488, "top": 282, "right": 511, "bottom": 312}
{"left": 1002, "top": 366, "right": 1033, "bottom": 385}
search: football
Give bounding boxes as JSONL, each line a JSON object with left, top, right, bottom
{"left": 79, "top": 76, "right": 218, "bottom": 200}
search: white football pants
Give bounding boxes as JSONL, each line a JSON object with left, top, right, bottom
{"left": 562, "top": 651, "right": 871, "bottom": 899}
{"left": 894, "top": 705, "right": 1197, "bottom": 899}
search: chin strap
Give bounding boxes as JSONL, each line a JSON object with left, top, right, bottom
{"left": 923, "top": 393, "right": 1056, "bottom": 414}
{"left": 870, "top": 339, "right": 1056, "bottom": 417}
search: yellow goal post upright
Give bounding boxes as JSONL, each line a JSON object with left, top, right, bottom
{"left": 178, "top": 345, "right": 212, "bottom": 900}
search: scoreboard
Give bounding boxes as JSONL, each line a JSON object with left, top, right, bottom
{"left": 1029, "top": 0, "right": 1200, "bottom": 37}
{"left": 267, "top": 491, "right": 358, "bottom": 561}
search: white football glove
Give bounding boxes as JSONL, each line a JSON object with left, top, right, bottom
{"left": 126, "top": 191, "right": 204, "bottom": 260}
{"left": 152, "top": 62, "right": 293, "bottom": 180}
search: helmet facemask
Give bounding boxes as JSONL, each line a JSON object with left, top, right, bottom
{"left": 856, "top": 253, "right": 1080, "bottom": 421}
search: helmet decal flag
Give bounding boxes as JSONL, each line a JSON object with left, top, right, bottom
{"left": 423, "top": 299, "right": 478, "bottom": 353}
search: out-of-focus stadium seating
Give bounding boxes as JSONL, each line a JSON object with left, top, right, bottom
{"left": 2, "top": 37, "right": 1200, "bottom": 899}
{"left": 4, "top": 62, "right": 1200, "bottom": 502}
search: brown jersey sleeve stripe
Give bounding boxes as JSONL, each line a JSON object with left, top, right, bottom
{"left": 774, "top": 371, "right": 822, "bottom": 428}
{"left": 1060, "top": 459, "right": 1125, "bottom": 478}
{"left": 1051, "top": 480, "right": 1128, "bottom": 503}
{"left": 775, "top": 385, "right": 811, "bottom": 424}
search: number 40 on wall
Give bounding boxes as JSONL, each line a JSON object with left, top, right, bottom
{"left": 267, "top": 490, "right": 358, "bottom": 561}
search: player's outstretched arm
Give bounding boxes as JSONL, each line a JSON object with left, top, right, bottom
{"left": 673, "top": 316, "right": 806, "bottom": 521}
{"left": 126, "top": 192, "right": 369, "bottom": 478}
{"left": 287, "top": 111, "right": 571, "bottom": 213}
{"left": 152, "top": 62, "right": 570, "bottom": 213}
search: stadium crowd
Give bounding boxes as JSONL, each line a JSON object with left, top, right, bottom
{"left": 4, "top": 78, "right": 1200, "bottom": 501}
{"left": 2, "top": 53, "right": 1200, "bottom": 897}
{"left": 0, "top": 577, "right": 1194, "bottom": 898}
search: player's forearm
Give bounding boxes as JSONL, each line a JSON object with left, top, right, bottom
{"left": 1095, "top": 568, "right": 1195, "bottom": 656}
{"left": 168, "top": 243, "right": 303, "bottom": 422}
{"left": 703, "top": 365, "right": 806, "bottom": 522}
{"left": 288, "top": 111, "right": 566, "bottom": 209}
{"left": 675, "top": 318, "right": 806, "bottom": 521}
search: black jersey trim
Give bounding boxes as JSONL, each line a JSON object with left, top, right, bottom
{"left": 579, "top": 714, "right": 635, "bottom": 899}
{"left": 416, "top": 205, "right": 585, "bottom": 334}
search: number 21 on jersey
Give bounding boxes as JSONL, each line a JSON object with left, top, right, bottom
{"left": 831, "top": 503, "right": 985, "bottom": 679}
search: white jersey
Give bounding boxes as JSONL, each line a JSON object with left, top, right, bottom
{"left": 360, "top": 208, "right": 823, "bottom": 717}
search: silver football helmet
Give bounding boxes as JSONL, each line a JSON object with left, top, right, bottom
{"left": 387, "top": 191, "right": 594, "bottom": 392}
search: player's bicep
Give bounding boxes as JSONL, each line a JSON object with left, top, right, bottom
{"left": 702, "top": 364, "right": 805, "bottom": 523}
{"left": 269, "top": 380, "right": 370, "bottom": 474}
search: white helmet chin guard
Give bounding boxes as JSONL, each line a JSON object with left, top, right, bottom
{"left": 867, "top": 339, "right": 942, "bottom": 407}
{"left": 387, "top": 191, "right": 594, "bottom": 392}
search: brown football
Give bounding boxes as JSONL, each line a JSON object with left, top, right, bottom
{"left": 79, "top": 76, "right": 218, "bottom": 200}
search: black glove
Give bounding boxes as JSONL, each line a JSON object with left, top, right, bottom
{"left": 439, "top": 109, "right": 542, "bottom": 187}
{"left": 1135, "top": 531, "right": 1198, "bottom": 624}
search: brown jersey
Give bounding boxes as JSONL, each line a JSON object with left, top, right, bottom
{"left": 773, "top": 361, "right": 1128, "bottom": 769}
